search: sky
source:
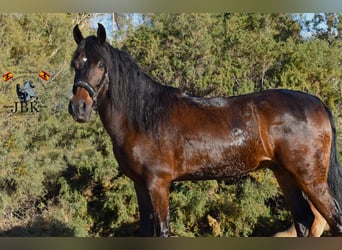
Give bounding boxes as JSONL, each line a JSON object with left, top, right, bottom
{"left": 90, "top": 13, "right": 329, "bottom": 41}
{"left": 90, "top": 13, "right": 144, "bottom": 41}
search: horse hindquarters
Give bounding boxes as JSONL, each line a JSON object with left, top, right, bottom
{"left": 272, "top": 112, "right": 342, "bottom": 236}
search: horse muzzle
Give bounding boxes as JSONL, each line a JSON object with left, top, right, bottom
{"left": 68, "top": 98, "right": 92, "bottom": 123}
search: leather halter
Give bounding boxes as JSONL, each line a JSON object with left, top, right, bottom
{"left": 72, "top": 66, "right": 109, "bottom": 107}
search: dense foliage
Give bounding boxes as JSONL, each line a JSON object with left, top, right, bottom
{"left": 0, "top": 13, "right": 341, "bottom": 236}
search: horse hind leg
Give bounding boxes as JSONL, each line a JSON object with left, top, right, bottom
{"left": 299, "top": 180, "right": 342, "bottom": 236}
{"left": 309, "top": 201, "right": 329, "bottom": 237}
{"left": 273, "top": 223, "right": 297, "bottom": 237}
{"left": 272, "top": 166, "right": 314, "bottom": 237}
{"left": 283, "top": 152, "right": 342, "bottom": 235}
{"left": 286, "top": 150, "right": 342, "bottom": 235}
{"left": 275, "top": 200, "right": 329, "bottom": 237}
{"left": 275, "top": 157, "right": 342, "bottom": 236}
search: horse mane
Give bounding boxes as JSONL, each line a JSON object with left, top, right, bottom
{"left": 104, "top": 43, "right": 181, "bottom": 134}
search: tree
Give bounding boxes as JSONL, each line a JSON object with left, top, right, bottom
{"left": 1, "top": 13, "right": 341, "bottom": 237}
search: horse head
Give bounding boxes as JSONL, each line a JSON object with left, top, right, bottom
{"left": 68, "top": 23, "right": 109, "bottom": 123}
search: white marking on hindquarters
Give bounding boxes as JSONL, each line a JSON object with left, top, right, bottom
{"left": 228, "top": 128, "right": 245, "bottom": 147}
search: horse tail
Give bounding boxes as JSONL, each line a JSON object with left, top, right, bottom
{"left": 324, "top": 104, "right": 342, "bottom": 208}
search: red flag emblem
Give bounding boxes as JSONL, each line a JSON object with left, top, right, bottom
{"left": 39, "top": 70, "right": 50, "bottom": 81}
{"left": 2, "top": 72, "right": 13, "bottom": 82}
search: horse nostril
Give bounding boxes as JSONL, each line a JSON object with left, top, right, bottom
{"left": 68, "top": 99, "right": 91, "bottom": 122}
{"left": 80, "top": 101, "right": 87, "bottom": 110}
{"left": 68, "top": 101, "right": 74, "bottom": 115}
{"left": 68, "top": 100, "right": 87, "bottom": 115}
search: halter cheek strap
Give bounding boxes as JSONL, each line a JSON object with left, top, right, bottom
{"left": 72, "top": 68, "right": 109, "bottom": 107}
{"left": 73, "top": 80, "right": 97, "bottom": 98}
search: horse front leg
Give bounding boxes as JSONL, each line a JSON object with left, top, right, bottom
{"left": 134, "top": 178, "right": 171, "bottom": 237}
{"left": 134, "top": 181, "right": 155, "bottom": 236}
{"left": 147, "top": 177, "right": 171, "bottom": 237}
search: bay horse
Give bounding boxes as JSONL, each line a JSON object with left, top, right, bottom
{"left": 68, "top": 23, "right": 342, "bottom": 237}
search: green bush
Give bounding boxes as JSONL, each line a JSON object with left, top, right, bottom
{"left": 0, "top": 13, "right": 341, "bottom": 237}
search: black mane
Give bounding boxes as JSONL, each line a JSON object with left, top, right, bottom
{"left": 80, "top": 38, "right": 181, "bottom": 134}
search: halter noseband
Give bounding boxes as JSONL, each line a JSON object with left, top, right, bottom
{"left": 72, "top": 67, "right": 109, "bottom": 107}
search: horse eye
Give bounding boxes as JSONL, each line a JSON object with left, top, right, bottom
{"left": 98, "top": 62, "right": 105, "bottom": 68}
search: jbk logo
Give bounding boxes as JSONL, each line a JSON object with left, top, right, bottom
{"left": 3, "top": 80, "right": 47, "bottom": 114}
{"left": 2, "top": 69, "right": 51, "bottom": 116}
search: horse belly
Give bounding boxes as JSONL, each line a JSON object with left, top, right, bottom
{"left": 178, "top": 140, "right": 263, "bottom": 180}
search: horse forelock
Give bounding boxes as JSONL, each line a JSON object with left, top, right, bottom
{"left": 71, "top": 36, "right": 109, "bottom": 69}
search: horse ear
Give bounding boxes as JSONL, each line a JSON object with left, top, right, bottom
{"left": 97, "top": 23, "right": 106, "bottom": 44}
{"left": 73, "top": 24, "right": 84, "bottom": 45}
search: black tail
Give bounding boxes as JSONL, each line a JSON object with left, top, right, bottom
{"left": 325, "top": 105, "right": 342, "bottom": 207}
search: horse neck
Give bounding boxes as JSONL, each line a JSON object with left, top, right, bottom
{"left": 108, "top": 50, "right": 180, "bottom": 136}
{"left": 97, "top": 97, "right": 130, "bottom": 147}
